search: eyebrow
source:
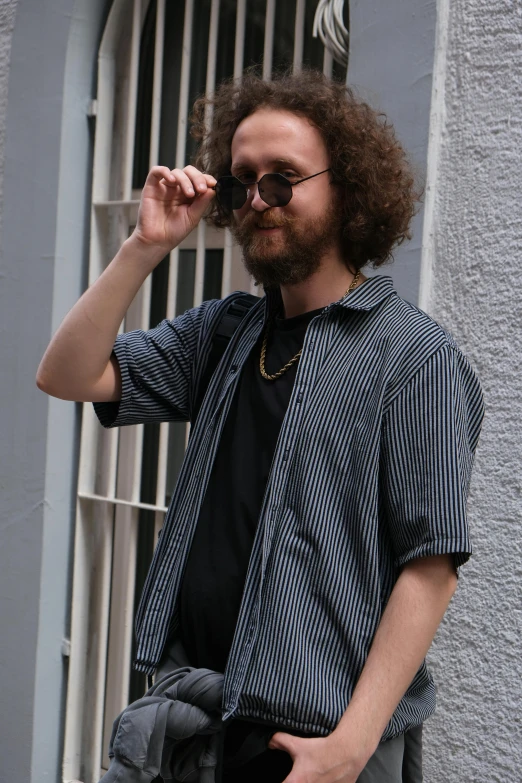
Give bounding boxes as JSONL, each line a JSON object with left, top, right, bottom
{"left": 231, "top": 157, "right": 302, "bottom": 173}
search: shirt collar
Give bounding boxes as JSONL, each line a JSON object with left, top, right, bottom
{"left": 264, "top": 275, "right": 396, "bottom": 317}
{"left": 335, "top": 274, "right": 396, "bottom": 311}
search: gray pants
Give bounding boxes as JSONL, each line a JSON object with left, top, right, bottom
{"left": 357, "top": 724, "right": 423, "bottom": 782}
{"left": 157, "top": 640, "right": 423, "bottom": 783}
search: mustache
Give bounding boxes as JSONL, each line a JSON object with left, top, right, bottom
{"left": 240, "top": 209, "right": 296, "bottom": 230}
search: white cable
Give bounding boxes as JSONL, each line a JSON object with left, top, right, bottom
{"left": 312, "top": 0, "right": 349, "bottom": 67}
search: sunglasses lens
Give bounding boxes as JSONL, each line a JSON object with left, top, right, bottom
{"left": 215, "top": 176, "right": 247, "bottom": 210}
{"left": 258, "top": 174, "right": 293, "bottom": 207}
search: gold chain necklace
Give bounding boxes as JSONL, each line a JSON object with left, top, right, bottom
{"left": 259, "top": 270, "right": 361, "bottom": 381}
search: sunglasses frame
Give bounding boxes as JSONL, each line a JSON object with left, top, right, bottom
{"left": 212, "top": 168, "right": 331, "bottom": 211}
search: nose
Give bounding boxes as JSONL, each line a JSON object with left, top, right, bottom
{"left": 248, "top": 183, "right": 270, "bottom": 212}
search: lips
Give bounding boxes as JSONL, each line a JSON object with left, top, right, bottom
{"left": 232, "top": 210, "right": 294, "bottom": 247}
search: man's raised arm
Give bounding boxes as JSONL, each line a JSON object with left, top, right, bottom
{"left": 36, "top": 166, "right": 216, "bottom": 403}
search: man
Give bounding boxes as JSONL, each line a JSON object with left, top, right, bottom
{"left": 37, "top": 70, "right": 483, "bottom": 782}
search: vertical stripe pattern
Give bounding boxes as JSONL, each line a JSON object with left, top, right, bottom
{"left": 94, "top": 275, "right": 484, "bottom": 740}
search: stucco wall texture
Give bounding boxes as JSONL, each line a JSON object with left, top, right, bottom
{"left": 0, "top": 0, "right": 16, "bottom": 219}
{"left": 423, "top": 0, "right": 522, "bottom": 780}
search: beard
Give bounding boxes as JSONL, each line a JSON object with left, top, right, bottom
{"left": 230, "top": 202, "right": 342, "bottom": 288}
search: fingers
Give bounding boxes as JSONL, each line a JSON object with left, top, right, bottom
{"left": 145, "top": 165, "right": 216, "bottom": 201}
{"left": 179, "top": 165, "right": 217, "bottom": 194}
{"left": 269, "top": 732, "right": 299, "bottom": 756}
{"left": 145, "top": 166, "right": 177, "bottom": 189}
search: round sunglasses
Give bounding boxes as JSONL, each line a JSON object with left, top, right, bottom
{"left": 212, "top": 168, "right": 331, "bottom": 211}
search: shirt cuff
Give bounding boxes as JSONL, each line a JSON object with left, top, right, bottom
{"left": 395, "top": 537, "right": 472, "bottom": 570}
{"left": 93, "top": 338, "right": 135, "bottom": 428}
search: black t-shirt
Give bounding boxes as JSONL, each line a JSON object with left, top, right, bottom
{"left": 178, "top": 307, "right": 322, "bottom": 778}
{"left": 178, "top": 307, "right": 322, "bottom": 674}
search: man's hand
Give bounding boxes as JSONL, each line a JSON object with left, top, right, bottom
{"left": 268, "top": 555, "right": 457, "bottom": 783}
{"left": 269, "top": 731, "right": 368, "bottom": 783}
{"left": 133, "top": 165, "right": 216, "bottom": 253}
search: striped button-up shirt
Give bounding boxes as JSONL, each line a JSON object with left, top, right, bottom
{"left": 95, "top": 275, "right": 483, "bottom": 740}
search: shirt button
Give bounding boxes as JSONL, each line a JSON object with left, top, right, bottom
{"left": 283, "top": 450, "right": 289, "bottom": 461}
{"left": 231, "top": 364, "right": 238, "bottom": 373}
{"left": 297, "top": 393, "right": 303, "bottom": 403}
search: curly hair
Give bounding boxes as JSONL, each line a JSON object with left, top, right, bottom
{"left": 191, "top": 69, "right": 421, "bottom": 270}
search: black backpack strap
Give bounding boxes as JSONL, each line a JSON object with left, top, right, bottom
{"left": 192, "top": 294, "right": 260, "bottom": 423}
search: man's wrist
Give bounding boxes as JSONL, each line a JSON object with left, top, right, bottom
{"left": 124, "top": 232, "right": 172, "bottom": 269}
{"left": 329, "top": 712, "right": 382, "bottom": 771}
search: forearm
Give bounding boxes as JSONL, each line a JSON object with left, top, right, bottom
{"left": 36, "top": 234, "right": 165, "bottom": 400}
{"left": 37, "top": 164, "right": 216, "bottom": 401}
{"left": 334, "top": 555, "right": 457, "bottom": 765}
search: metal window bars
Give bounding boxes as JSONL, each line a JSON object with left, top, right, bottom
{"left": 62, "top": 1, "right": 347, "bottom": 780}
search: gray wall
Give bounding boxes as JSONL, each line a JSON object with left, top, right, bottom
{"left": 422, "top": 0, "right": 522, "bottom": 779}
{"left": 0, "top": 1, "right": 108, "bottom": 781}
{"left": 0, "top": 0, "right": 519, "bottom": 780}
{"left": 348, "top": 0, "right": 437, "bottom": 306}
{"left": 0, "top": 0, "right": 16, "bottom": 216}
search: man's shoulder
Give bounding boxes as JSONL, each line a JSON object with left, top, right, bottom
{"left": 202, "top": 290, "right": 261, "bottom": 315}
{"left": 374, "top": 287, "right": 455, "bottom": 356}
{"left": 372, "top": 288, "right": 474, "bottom": 399}
{"left": 173, "top": 291, "right": 258, "bottom": 334}
{"left": 195, "top": 290, "right": 263, "bottom": 342}
{"left": 348, "top": 275, "right": 451, "bottom": 353}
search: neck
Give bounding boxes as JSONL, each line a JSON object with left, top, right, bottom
{"left": 279, "top": 256, "right": 365, "bottom": 318}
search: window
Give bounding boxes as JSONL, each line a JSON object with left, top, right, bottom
{"left": 62, "top": 1, "right": 347, "bottom": 780}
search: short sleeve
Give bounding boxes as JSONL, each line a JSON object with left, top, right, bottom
{"left": 381, "top": 343, "right": 484, "bottom": 568}
{"left": 94, "top": 300, "right": 219, "bottom": 429}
